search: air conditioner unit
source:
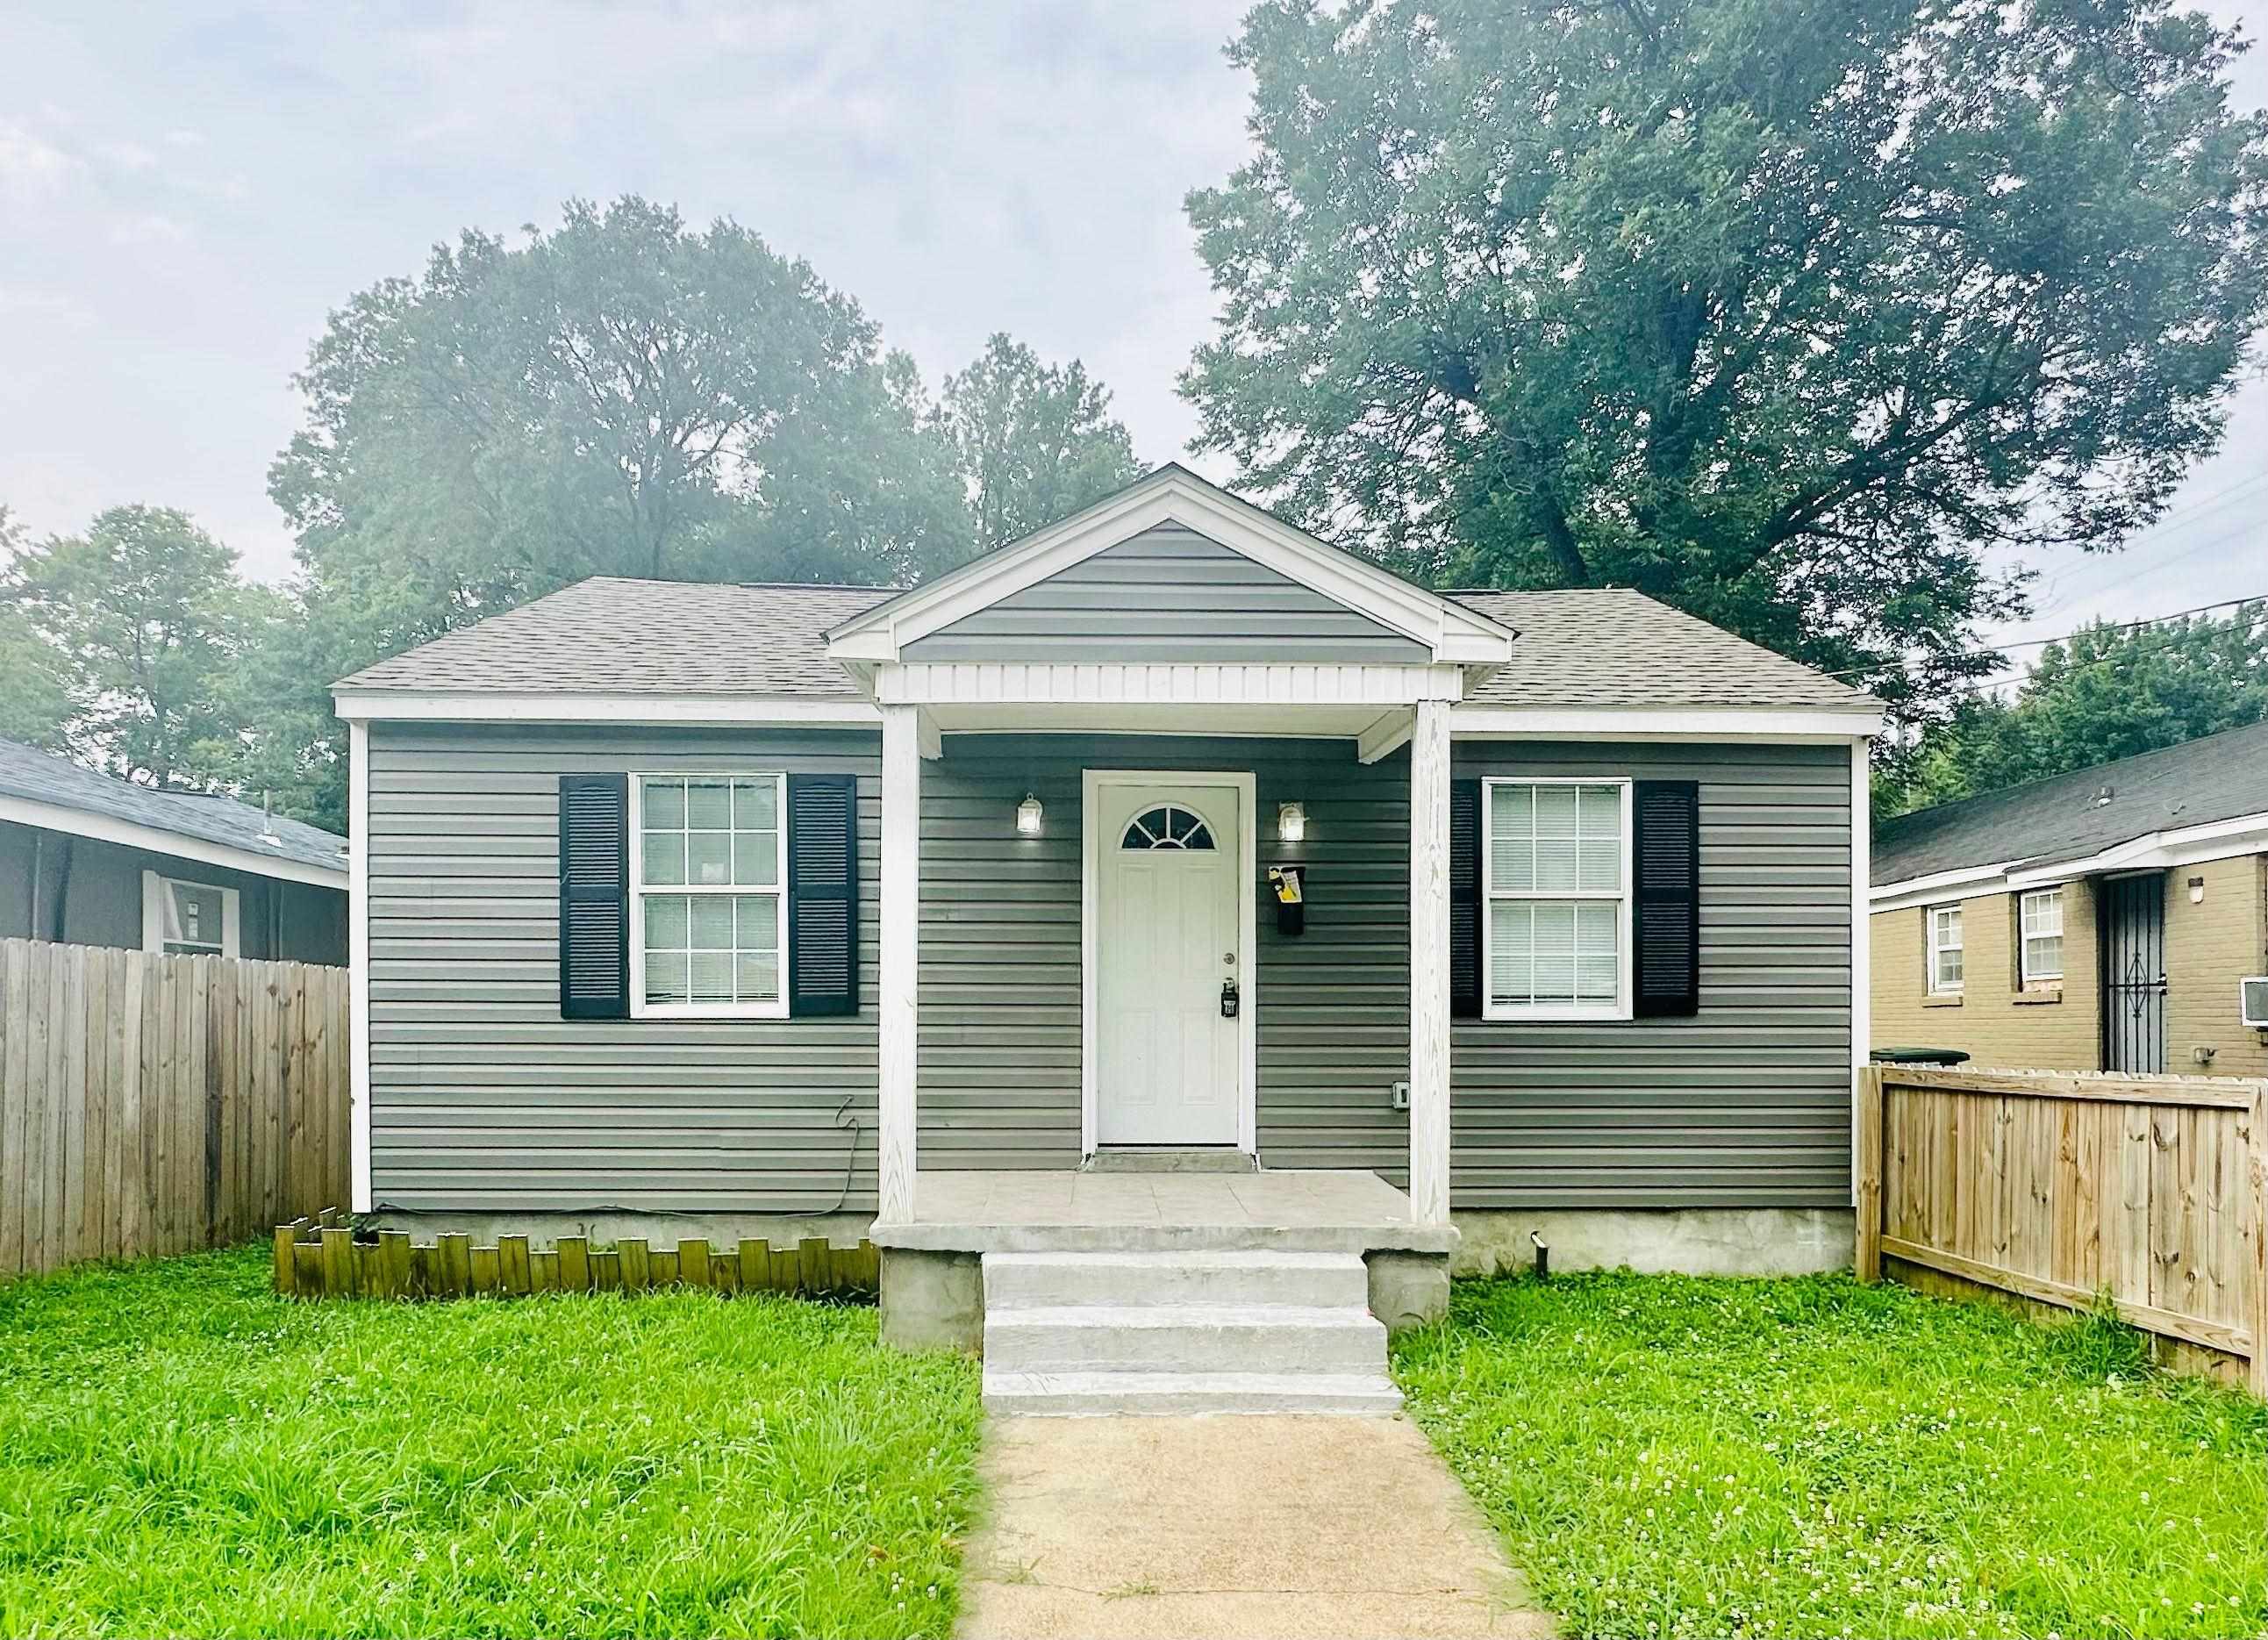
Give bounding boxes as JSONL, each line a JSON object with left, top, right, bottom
{"left": 2243, "top": 977, "right": 2268, "bottom": 1029}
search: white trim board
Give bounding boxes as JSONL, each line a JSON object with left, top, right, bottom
{"left": 1079, "top": 768, "right": 1258, "bottom": 1158}
{"left": 1450, "top": 705, "right": 1884, "bottom": 741}
{"left": 1871, "top": 807, "right": 2268, "bottom": 912}
{"left": 828, "top": 466, "right": 1517, "bottom": 667}
{"left": 877, "top": 660, "right": 1466, "bottom": 708}
{"left": 333, "top": 690, "right": 880, "bottom": 727}
{"left": 1849, "top": 738, "right": 1871, "bottom": 1209}
{"left": 348, "top": 720, "right": 372, "bottom": 1214}
{"left": 0, "top": 793, "right": 346, "bottom": 889}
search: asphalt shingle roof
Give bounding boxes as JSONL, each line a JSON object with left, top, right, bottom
{"left": 1873, "top": 718, "right": 2268, "bottom": 884}
{"left": 1447, "top": 589, "right": 1875, "bottom": 710}
{"left": 340, "top": 575, "right": 1869, "bottom": 717}
{"left": 0, "top": 737, "right": 347, "bottom": 876}
{"left": 335, "top": 579, "right": 898, "bottom": 695}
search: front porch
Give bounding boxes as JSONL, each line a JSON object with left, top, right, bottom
{"left": 876, "top": 1166, "right": 1455, "bottom": 1255}
{"left": 873, "top": 1167, "right": 1456, "bottom": 1359}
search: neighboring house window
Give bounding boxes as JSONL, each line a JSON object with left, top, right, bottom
{"left": 141, "top": 871, "right": 240, "bottom": 958}
{"left": 630, "top": 775, "right": 787, "bottom": 1019}
{"left": 2019, "top": 887, "right": 2064, "bottom": 984}
{"left": 1927, "top": 904, "right": 1964, "bottom": 994}
{"left": 1482, "top": 778, "right": 1631, "bottom": 1020}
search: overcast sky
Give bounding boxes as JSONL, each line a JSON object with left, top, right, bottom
{"left": 3, "top": 1, "right": 2263, "bottom": 670}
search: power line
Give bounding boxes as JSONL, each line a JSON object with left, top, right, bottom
{"left": 1821, "top": 590, "right": 2268, "bottom": 682}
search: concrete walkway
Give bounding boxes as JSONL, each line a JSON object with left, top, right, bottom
{"left": 955, "top": 1414, "right": 1555, "bottom": 1640}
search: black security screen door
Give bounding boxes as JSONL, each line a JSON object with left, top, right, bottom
{"left": 2100, "top": 874, "right": 2166, "bottom": 1074}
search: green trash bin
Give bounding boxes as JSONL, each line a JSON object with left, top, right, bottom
{"left": 1869, "top": 1046, "right": 1971, "bottom": 1067}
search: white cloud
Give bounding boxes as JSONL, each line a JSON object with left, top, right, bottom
{"left": 0, "top": 120, "right": 75, "bottom": 202}
{"left": 97, "top": 138, "right": 157, "bottom": 171}
{"left": 106, "top": 212, "right": 190, "bottom": 246}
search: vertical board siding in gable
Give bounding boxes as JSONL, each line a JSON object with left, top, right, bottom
{"left": 898, "top": 524, "right": 1433, "bottom": 663}
{"left": 365, "top": 725, "right": 880, "bottom": 1212}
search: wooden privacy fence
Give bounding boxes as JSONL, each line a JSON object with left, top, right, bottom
{"left": 0, "top": 940, "right": 350, "bottom": 1280}
{"left": 1856, "top": 1065, "right": 2266, "bottom": 1393}
{"left": 274, "top": 1215, "right": 881, "bottom": 1300}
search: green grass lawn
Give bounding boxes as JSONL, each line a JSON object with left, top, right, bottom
{"left": 0, "top": 1247, "right": 982, "bottom": 1639}
{"left": 1395, "top": 1272, "right": 2268, "bottom": 1640}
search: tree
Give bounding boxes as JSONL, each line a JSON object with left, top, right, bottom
{"left": 1882, "top": 604, "right": 2268, "bottom": 813}
{"left": 0, "top": 508, "right": 71, "bottom": 748}
{"left": 271, "top": 196, "right": 974, "bottom": 608}
{"left": 934, "top": 334, "right": 1144, "bottom": 549}
{"left": 2, "top": 505, "right": 277, "bottom": 787}
{"left": 1182, "top": 0, "right": 2268, "bottom": 724}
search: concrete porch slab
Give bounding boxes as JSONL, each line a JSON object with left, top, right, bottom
{"left": 874, "top": 1168, "right": 1458, "bottom": 1256}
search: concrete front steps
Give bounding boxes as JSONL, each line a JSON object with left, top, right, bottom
{"left": 980, "top": 1250, "right": 1402, "bottom": 1415}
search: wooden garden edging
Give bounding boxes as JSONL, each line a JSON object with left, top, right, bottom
{"left": 274, "top": 1214, "right": 880, "bottom": 1301}
{"left": 1856, "top": 1064, "right": 2267, "bottom": 1394}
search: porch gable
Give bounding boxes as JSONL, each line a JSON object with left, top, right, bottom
{"left": 900, "top": 523, "right": 1431, "bottom": 665}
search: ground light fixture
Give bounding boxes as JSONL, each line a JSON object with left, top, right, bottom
{"left": 1016, "top": 793, "right": 1044, "bottom": 836}
{"left": 1277, "top": 801, "right": 1306, "bottom": 843}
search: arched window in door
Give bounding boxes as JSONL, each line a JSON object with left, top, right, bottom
{"left": 1120, "top": 804, "right": 1216, "bottom": 851}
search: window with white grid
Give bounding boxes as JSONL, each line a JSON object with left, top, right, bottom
{"left": 1928, "top": 904, "right": 1964, "bottom": 994}
{"left": 630, "top": 775, "right": 787, "bottom": 1018}
{"left": 2019, "top": 888, "right": 2064, "bottom": 984}
{"left": 1483, "top": 779, "right": 1631, "bottom": 1019}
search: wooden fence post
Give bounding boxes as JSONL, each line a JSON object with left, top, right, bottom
{"left": 1855, "top": 1065, "right": 1885, "bottom": 1283}
{"left": 2246, "top": 1082, "right": 2267, "bottom": 1400}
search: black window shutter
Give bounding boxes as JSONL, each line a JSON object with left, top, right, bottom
{"left": 558, "top": 774, "right": 629, "bottom": 1020}
{"left": 1632, "top": 779, "right": 1701, "bottom": 1017}
{"left": 1449, "top": 778, "right": 1482, "bottom": 1018}
{"left": 788, "top": 774, "right": 860, "bottom": 1017}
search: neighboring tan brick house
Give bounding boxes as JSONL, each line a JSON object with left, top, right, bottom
{"left": 1871, "top": 721, "right": 2268, "bottom": 1077}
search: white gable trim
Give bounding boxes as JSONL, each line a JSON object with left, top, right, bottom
{"left": 827, "top": 468, "right": 1515, "bottom": 667}
{"left": 1871, "top": 806, "right": 2268, "bottom": 910}
{"left": 333, "top": 690, "right": 880, "bottom": 727}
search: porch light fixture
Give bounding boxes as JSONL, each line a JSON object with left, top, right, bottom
{"left": 1277, "top": 801, "right": 1306, "bottom": 843}
{"left": 1016, "top": 793, "right": 1044, "bottom": 837}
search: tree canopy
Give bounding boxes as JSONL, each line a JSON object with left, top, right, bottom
{"left": 1882, "top": 603, "right": 2268, "bottom": 813}
{"left": 0, "top": 197, "right": 1154, "bottom": 828}
{"left": 2, "top": 506, "right": 278, "bottom": 788}
{"left": 1183, "top": 0, "right": 2268, "bottom": 724}
{"left": 932, "top": 333, "right": 1144, "bottom": 549}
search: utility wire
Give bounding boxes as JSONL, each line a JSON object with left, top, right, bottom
{"left": 1821, "top": 591, "right": 2268, "bottom": 682}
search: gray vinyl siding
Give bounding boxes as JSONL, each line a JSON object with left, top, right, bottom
{"left": 925, "top": 735, "right": 1851, "bottom": 1208}
{"left": 901, "top": 524, "right": 1430, "bottom": 663}
{"left": 1450, "top": 741, "right": 1854, "bottom": 1208}
{"left": 371, "top": 724, "right": 1849, "bottom": 1214}
{"left": 365, "top": 725, "right": 880, "bottom": 1213}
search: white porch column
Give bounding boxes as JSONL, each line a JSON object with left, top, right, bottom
{"left": 1407, "top": 697, "right": 1452, "bottom": 1225}
{"left": 878, "top": 704, "right": 921, "bottom": 1221}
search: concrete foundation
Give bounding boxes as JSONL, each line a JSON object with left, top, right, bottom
{"left": 1363, "top": 1250, "right": 1451, "bottom": 1331}
{"left": 1452, "top": 1207, "right": 1855, "bottom": 1278}
{"left": 366, "top": 1207, "right": 874, "bottom": 1250}
{"left": 879, "top": 1248, "right": 984, "bottom": 1353}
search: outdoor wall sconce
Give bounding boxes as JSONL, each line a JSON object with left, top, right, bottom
{"left": 1016, "top": 793, "right": 1044, "bottom": 837}
{"left": 2189, "top": 876, "right": 2206, "bottom": 904}
{"left": 1277, "top": 801, "right": 1306, "bottom": 843}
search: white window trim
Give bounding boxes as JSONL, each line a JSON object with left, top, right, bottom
{"left": 627, "top": 772, "right": 790, "bottom": 1021}
{"left": 1479, "top": 776, "right": 1635, "bottom": 1022}
{"left": 1927, "top": 903, "right": 1964, "bottom": 995}
{"left": 140, "top": 870, "right": 241, "bottom": 959}
{"left": 2018, "top": 886, "right": 2064, "bottom": 985}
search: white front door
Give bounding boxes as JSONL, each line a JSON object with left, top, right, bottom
{"left": 1094, "top": 781, "right": 1241, "bottom": 1146}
